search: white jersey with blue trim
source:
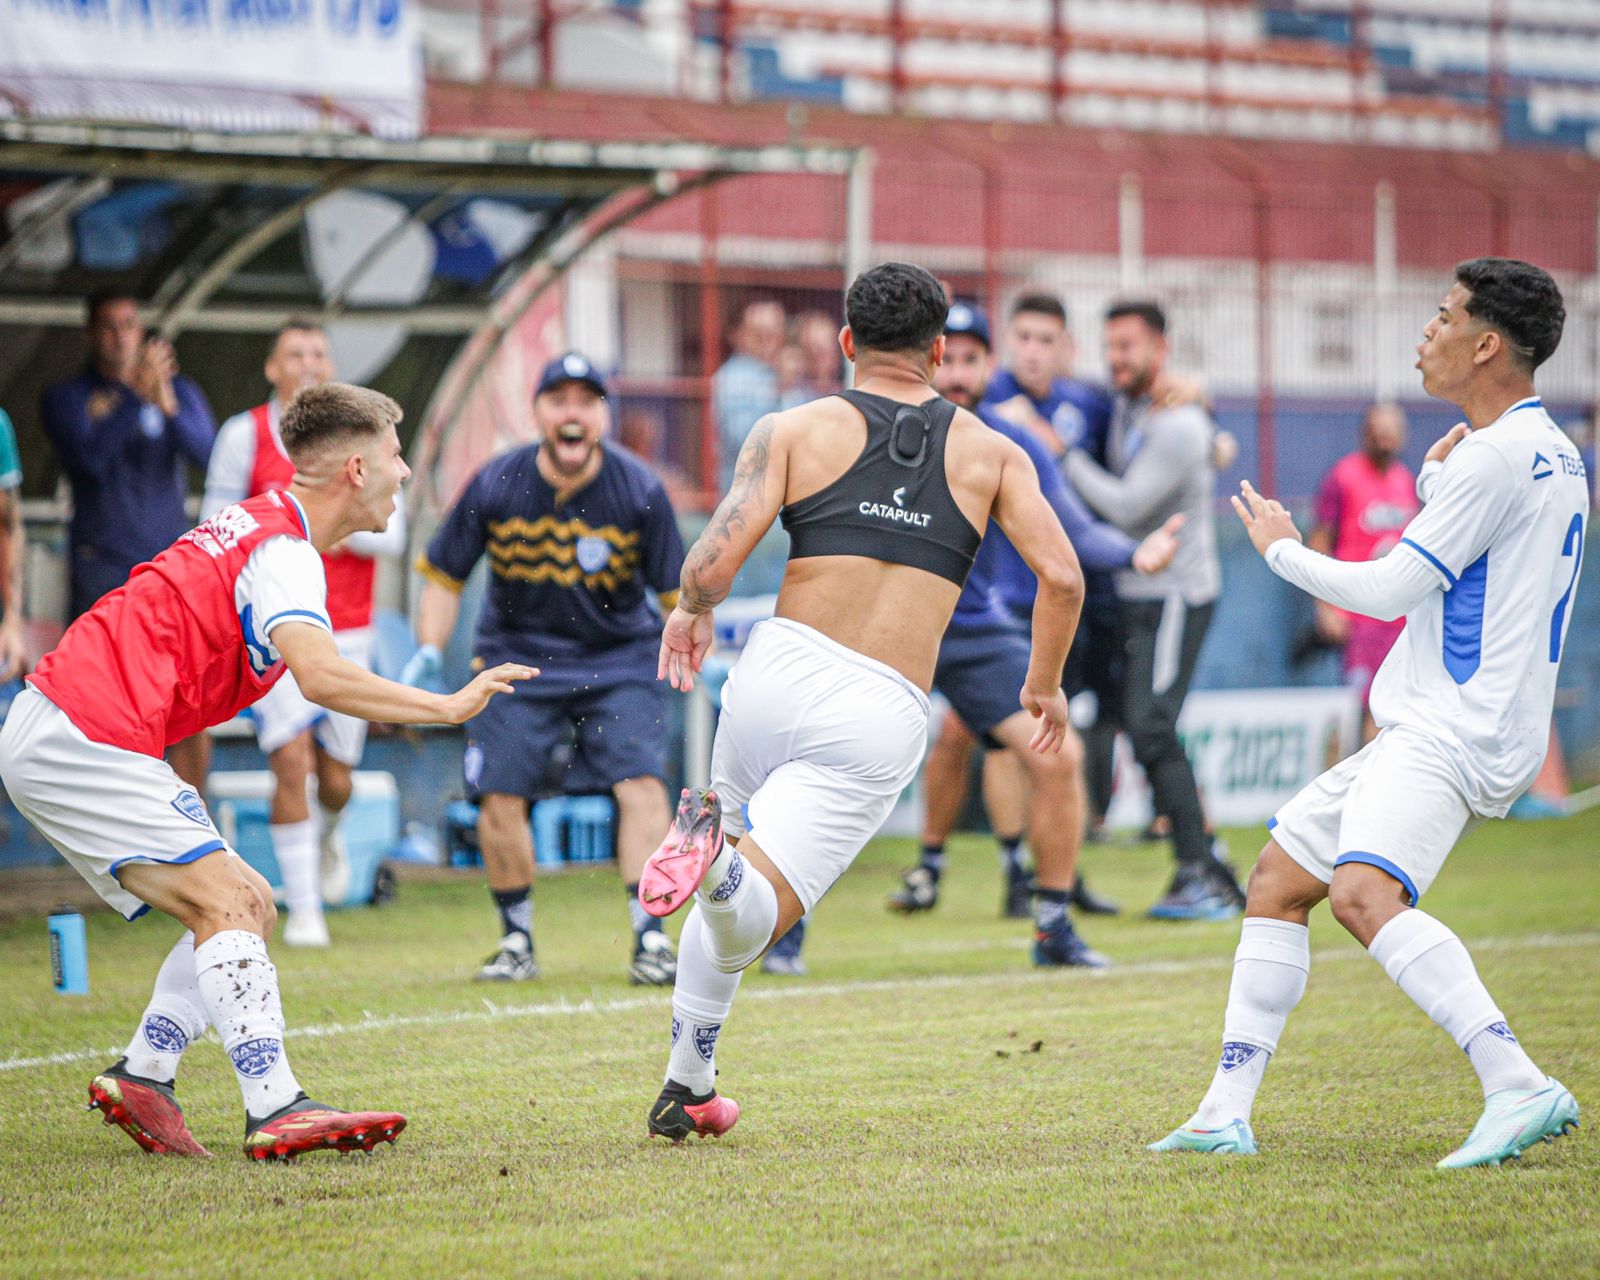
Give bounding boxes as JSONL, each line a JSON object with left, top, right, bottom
{"left": 1377, "top": 397, "right": 1588, "bottom": 816}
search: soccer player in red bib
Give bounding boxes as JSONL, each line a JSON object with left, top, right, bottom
{"left": 0, "top": 384, "right": 533, "bottom": 1161}
{"left": 205, "top": 320, "right": 406, "bottom": 946}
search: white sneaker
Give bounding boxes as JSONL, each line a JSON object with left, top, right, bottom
{"left": 282, "top": 909, "right": 331, "bottom": 948}
{"left": 475, "top": 932, "right": 538, "bottom": 981}
{"left": 320, "top": 826, "right": 351, "bottom": 907}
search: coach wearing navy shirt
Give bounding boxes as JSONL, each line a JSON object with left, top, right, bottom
{"left": 41, "top": 289, "right": 217, "bottom": 620}
{"left": 410, "top": 352, "right": 686, "bottom": 987}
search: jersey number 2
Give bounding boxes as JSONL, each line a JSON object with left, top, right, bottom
{"left": 1550, "top": 512, "right": 1584, "bottom": 663}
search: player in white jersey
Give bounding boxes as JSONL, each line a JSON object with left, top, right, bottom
{"left": 1151, "top": 258, "right": 1583, "bottom": 1168}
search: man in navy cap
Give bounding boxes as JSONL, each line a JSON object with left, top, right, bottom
{"left": 407, "top": 351, "right": 688, "bottom": 985}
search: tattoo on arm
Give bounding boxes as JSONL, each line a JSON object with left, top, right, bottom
{"left": 680, "top": 416, "right": 776, "bottom": 614}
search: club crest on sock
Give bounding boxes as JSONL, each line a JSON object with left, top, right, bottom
{"left": 693, "top": 1023, "right": 721, "bottom": 1062}
{"left": 709, "top": 853, "right": 744, "bottom": 903}
{"left": 230, "top": 1037, "right": 282, "bottom": 1078}
{"left": 671, "top": 1016, "right": 683, "bottom": 1045}
{"left": 1485, "top": 1021, "right": 1519, "bottom": 1044}
{"left": 1219, "top": 1042, "right": 1261, "bottom": 1073}
{"left": 141, "top": 1015, "right": 188, "bottom": 1055}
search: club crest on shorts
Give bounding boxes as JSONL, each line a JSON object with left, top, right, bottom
{"left": 142, "top": 1014, "right": 188, "bottom": 1054}
{"left": 230, "top": 1037, "right": 281, "bottom": 1078}
{"left": 170, "top": 788, "right": 213, "bottom": 828}
{"left": 576, "top": 535, "right": 611, "bottom": 575}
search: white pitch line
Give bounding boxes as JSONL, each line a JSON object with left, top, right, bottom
{"left": 2, "top": 930, "right": 1593, "bottom": 1075}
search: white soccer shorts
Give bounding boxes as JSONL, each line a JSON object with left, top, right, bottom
{"left": 0, "top": 685, "right": 236, "bottom": 920}
{"left": 248, "top": 628, "right": 372, "bottom": 764}
{"left": 711, "top": 617, "right": 929, "bottom": 912}
{"left": 1268, "top": 724, "right": 1480, "bottom": 906}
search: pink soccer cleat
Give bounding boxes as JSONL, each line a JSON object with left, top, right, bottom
{"left": 637, "top": 788, "right": 724, "bottom": 919}
{"left": 647, "top": 1081, "right": 740, "bottom": 1142}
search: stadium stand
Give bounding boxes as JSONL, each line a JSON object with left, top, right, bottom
{"left": 414, "top": 1, "right": 1600, "bottom": 152}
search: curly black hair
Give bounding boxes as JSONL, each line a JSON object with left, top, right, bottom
{"left": 845, "top": 262, "right": 949, "bottom": 355}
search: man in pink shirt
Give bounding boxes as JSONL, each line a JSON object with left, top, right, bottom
{"left": 1310, "top": 403, "right": 1419, "bottom": 742}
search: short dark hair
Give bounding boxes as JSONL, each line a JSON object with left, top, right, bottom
{"left": 274, "top": 317, "right": 325, "bottom": 344}
{"left": 1105, "top": 299, "right": 1167, "bottom": 335}
{"left": 1011, "top": 291, "right": 1067, "bottom": 325}
{"left": 845, "top": 262, "right": 949, "bottom": 355}
{"left": 280, "top": 382, "right": 402, "bottom": 464}
{"left": 1453, "top": 257, "right": 1564, "bottom": 373}
{"left": 85, "top": 287, "right": 138, "bottom": 326}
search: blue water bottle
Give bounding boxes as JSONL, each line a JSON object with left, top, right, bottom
{"left": 48, "top": 909, "right": 89, "bottom": 996}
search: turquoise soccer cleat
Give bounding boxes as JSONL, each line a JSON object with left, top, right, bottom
{"left": 1148, "top": 1118, "right": 1258, "bottom": 1155}
{"left": 1436, "top": 1078, "right": 1579, "bottom": 1169}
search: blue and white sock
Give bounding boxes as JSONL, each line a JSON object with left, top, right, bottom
{"left": 666, "top": 907, "right": 741, "bottom": 1095}
{"left": 1369, "top": 909, "right": 1545, "bottom": 1097}
{"left": 696, "top": 845, "right": 778, "bottom": 973}
{"left": 122, "top": 932, "right": 208, "bottom": 1084}
{"left": 194, "top": 930, "right": 304, "bottom": 1119}
{"left": 1193, "top": 917, "right": 1309, "bottom": 1127}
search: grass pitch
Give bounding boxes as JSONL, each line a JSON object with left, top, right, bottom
{"left": 2, "top": 812, "right": 1598, "bottom": 1279}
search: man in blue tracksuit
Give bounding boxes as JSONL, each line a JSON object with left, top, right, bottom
{"left": 877, "top": 304, "right": 1180, "bottom": 968}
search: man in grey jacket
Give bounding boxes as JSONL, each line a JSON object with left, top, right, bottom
{"left": 1065, "top": 301, "right": 1245, "bottom": 920}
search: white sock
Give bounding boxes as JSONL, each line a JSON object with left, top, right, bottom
{"left": 319, "top": 801, "right": 345, "bottom": 847}
{"left": 194, "top": 930, "right": 304, "bottom": 1118}
{"left": 696, "top": 846, "right": 779, "bottom": 973}
{"left": 122, "top": 932, "right": 208, "bottom": 1084}
{"left": 1369, "top": 909, "right": 1544, "bottom": 1097}
{"left": 271, "top": 818, "right": 320, "bottom": 917}
{"left": 1193, "top": 917, "right": 1310, "bottom": 1127}
{"left": 1464, "top": 1023, "right": 1547, "bottom": 1096}
{"left": 666, "top": 907, "right": 743, "bottom": 1095}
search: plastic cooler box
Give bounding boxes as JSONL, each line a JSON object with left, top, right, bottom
{"left": 208, "top": 770, "right": 399, "bottom": 908}
{"left": 444, "top": 795, "right": 614, "bottom": 869}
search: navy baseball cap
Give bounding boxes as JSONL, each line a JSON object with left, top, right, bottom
{"left": 944, "top": 301, "right": 991, "bottom": 350}
{"left": 536, "top": 351, "right": 608, "bottom": 399}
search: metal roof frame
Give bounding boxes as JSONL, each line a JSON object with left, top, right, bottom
{"left": 0, "top": 119, "right": 862, "bottom": 337}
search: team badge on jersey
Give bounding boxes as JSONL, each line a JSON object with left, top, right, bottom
{"left": 170, "top": 788, "right": 214, "bottom": 828}
{"left": 576, "top": 535, "right": 612, "bottom": 574}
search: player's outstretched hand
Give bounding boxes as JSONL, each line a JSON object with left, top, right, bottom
{"left": 1133, "top": 513, "right": 1185, "bottom": 575}
{"left": 441, "top": 663, "right": 537, "bottom": 723}
{"left": 1021, "top": 683, "right": 1069, "bottom": 754}
{"left": 1231, "top": 480, "right": 1302, "bottom": 558}
{"left": 1426, "top": 422, "right": 1472, "bottom": 466}
{"left": 659, "top": 606, "right": 714, "bottom": 692}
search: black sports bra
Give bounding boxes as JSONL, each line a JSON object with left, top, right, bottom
{"left": 779, "top": 389, "right": 982, "bottom": 587}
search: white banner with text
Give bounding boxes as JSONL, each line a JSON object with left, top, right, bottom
{"left": 1, "top": 0, "right": 422, "bottom": 137}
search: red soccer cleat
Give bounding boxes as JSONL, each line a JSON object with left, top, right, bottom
{"left": 243, "top": 1094, "right": 407, "bottom": 1162}
{"left": 87, "top": 1060, "right": 213, "bottom": 1158}
{"left": 638, "top": 788, "right": 724, "bottom": 919}
{"left": 647, "top": 1081, "right": 740, "bottom": 1143}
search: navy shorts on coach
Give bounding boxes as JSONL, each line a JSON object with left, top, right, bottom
{"left": 932, "top": 620, "right": 1032, "bottom": 739}
{"left": 464, "top": 681, "right": 669, "bottom": 799}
